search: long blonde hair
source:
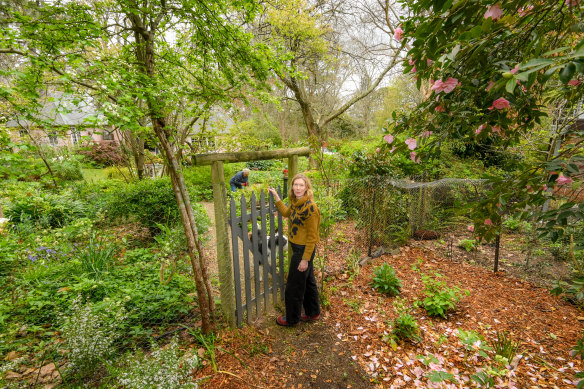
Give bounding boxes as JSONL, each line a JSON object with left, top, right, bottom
{"left": 288, "top": 173, "right": 314, "bottom": 200}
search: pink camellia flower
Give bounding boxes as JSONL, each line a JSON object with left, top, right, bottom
{"left": 375, "top": 147, "right": 380, "bottom": 153}
{"left": 484, "top": 219, "right": 494, "bottom": 226}
{"left": 390, "top": 146, "right": 396, "bottom": 153}
{"left": 476, "top": 123, "right": 486, "bottom": 134}
{"left": 568, "top": 79, "right": 581, "bottom": 86}
{"left": 409, "top": 58, "right": 416, "bottom": 66}
{"left": 383, "top": 134, "right": 394, "bottom": 144}
{"left": 411, "top": 67, "right": 417, "bottom": 73}
{"left": 489, "top": 97, "right": 510, "bottom": 110}
{"left": 426, "top": 59, "right": 433, "bottom": 66}
{"left": 510, "top": 65, "right": 519, "bottom": 74}
{"left": 394, "top": 26, "right": 403, "bottom": 41}
{"left": 491, "top": 125, "right": 501, "bottom": 134}
{"left": 486, "top": 81, "right": 495, "bottom": 92}
{"left": 431, "top": 77, "right": 459, "bottom": 94}
{"left": 405, "top": 138, "right": 417, "bottom": 150}
{"left": 422, "top": 131, "right": 433, "bottom": 138}
{"left": 557, "top": 174, "right": 574, "bottom": 185}
{"left": 410, "top": 151, "right": 417, "bottom": 162}
{"left": 435, "top": 105, "right": 445, "bottom": 112}
{"left": 484, "top": 4, "right": 503, "bottom": 20}
{"left": 468, "top": 225, "right": 475, "bottom": 232}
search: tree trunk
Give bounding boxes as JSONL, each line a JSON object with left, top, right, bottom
{"left": 152, "top": 116, "right": 214, "bottom": 333}
{"left": 135, "top": 136, "right": 145, "bottom": 180}
{"left": 130, "top": 14, "right": 214, "bottom": 333}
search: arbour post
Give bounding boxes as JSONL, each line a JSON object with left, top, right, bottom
{"left": 288, "top": 155, "right": 298, "bottom": 181}
{"left": 211, "top": 160, "right": 235, "bottom": 327}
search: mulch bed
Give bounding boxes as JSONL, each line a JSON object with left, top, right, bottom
{"left": 193, "top": 222, "right": 583, "bottom": 388}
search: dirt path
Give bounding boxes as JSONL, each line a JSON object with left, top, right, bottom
{"left": 202, "top": 201, "right": 219, "bottom": 278}
{"left": 198, "top": 205, "right": 370, "bottom": 388}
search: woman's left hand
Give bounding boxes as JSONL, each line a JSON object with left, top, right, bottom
{"left": 298, "top": 259, "right": 308, "bottom": 272}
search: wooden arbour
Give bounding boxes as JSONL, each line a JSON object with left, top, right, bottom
{"left": 193, "top": 147, "right": 310, "bottom": 326}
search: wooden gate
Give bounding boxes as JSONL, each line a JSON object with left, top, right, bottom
{"left": 229, "top": 189, "right": 286, "bottom": 326}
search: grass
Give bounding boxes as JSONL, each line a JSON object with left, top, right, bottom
{"left": 82, "top": 167, "right": 130, "bottom": 182}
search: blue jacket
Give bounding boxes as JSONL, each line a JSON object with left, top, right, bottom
{"left": 229, "top": 171, "right": 248, "bottom": 186}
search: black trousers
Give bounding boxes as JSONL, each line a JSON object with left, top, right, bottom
{"left": 285, "top": 242, "right": 320, "bottom": 325}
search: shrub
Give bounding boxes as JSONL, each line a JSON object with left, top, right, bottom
{"left": 103, "top": 178, "right": 210, "bottom": 234}
{"left": 385, "top": 297, "right": 420, "bottom": 347}
{"left": 246, "top": 160, "right": 275, "bottom": 171}
{"left": 371, "top": 263, "right": 402, "bottom": 296}
{"left": 6, "top": 190, "right": 88, "bottom": 228}
{"left": 421, "top": 272, "right": 468, "bottom": 318}
{"left": 60, "top": 297, "right": 126, "bottom": 375}
{"left": 117, "top": 337, "right": 200, "bottom": 389}
{"left": 78, "top": 142, "right": 126, "bottom": 167}
{"left": 458, "top": 238, "right": 478, "bottom": 252}
{"left": 0, "top": 152, "right": 45, "bottom": 181}
{"left": 52, "top": 158, "right": 84, "bottom": 181}
{"left": 502, "top": 216, "right": 531, "bottom": 233}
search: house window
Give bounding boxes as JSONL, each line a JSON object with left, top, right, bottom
{"left": 48, "top": 131, "right": 59, "bottom": 146}
{"left": 103, "top": 130, "right": 114, "bottom": 140}
{"left": 194, "top": 136, "right": 215, "bottom": 149}
{"left": 70, "top": 128, "right": 80, "bottom": 144}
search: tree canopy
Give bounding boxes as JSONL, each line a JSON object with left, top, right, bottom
{"left": 381, "top": 0, "right": 584, "bottom": 246}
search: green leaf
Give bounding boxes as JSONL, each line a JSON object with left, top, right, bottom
{"left": 519, "top": 58, "right": 555, "bottom": 69}
{"left": 441, "top": 0, "right": 454, "bottom": 11}
{"left": 505, "top": 78, "right": 517, "bottom": 93}
{"left": 427, "top": 370, "right": 455, "bottom": 382}
{"left": 542, "top": 46, "right": 571, "bottom": 56}
{"left": 432, "top": 0, "right": 445, "bottom": 13}
{"left": 559, "top": 62, "right": 576, "bottom": 83}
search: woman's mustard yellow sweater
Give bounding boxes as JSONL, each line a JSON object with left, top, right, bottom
{"left": 275, "top": 195, "right": 320, "bottom": 261}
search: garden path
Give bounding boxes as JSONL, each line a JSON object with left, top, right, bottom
{"left": 202, "top": 201, "right": 219, "bottom": 278}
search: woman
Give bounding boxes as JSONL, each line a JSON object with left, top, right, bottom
{"left": 268, "top": 174, "right": 321, "bottom": 326}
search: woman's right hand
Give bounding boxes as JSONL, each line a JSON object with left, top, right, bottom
{"left": 268, "top": 187, "right": 281, "bottom": 202}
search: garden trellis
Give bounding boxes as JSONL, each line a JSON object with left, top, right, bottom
{"left": 313, "top": 175, "right": 488, "bottom": 255}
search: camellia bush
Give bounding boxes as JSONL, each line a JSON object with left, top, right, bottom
{"left": 380, "top": 0, "right": 583, "bottom": 248}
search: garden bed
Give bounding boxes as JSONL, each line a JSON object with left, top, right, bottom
{"left": 192, "top": 223, "right": 583, "bottom": 388}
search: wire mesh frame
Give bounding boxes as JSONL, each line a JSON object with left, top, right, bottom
{"left": 229, "top": 188, "right": 286, "bottom": 327}
{"left": 310, "top": 175, "right": 488, "bottom": 253}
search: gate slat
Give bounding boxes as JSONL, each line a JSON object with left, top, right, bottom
{"left": 240, "top": 194, "right": 253, "bottom": 322}
{"left": 268, "top": 192, "right": 278, "bottom": 303}
{"left": 230, "top": 197, "right": 243, "bottom": 327}
{"left": 250, "top": 192, "right": 261, "bottom": 316}
{"left": 260, "top": 191, "right": 270, "bottom": 309}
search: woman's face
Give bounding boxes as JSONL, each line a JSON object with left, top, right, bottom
{"left": 292, "top": 178, "right": 307, "bottom": 198}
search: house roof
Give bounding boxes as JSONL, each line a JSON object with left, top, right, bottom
{"left": 5, "top": 92, "right": 105, "bottom": 128}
